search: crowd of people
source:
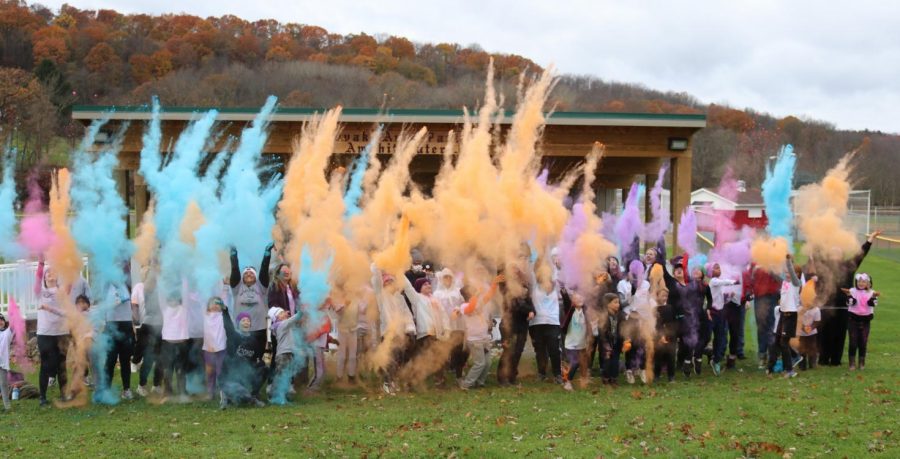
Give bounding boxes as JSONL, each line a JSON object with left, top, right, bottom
{"left": 7, "top": 228, "right": 882, "bottom": 410}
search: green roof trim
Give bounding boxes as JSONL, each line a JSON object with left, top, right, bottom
{"left": 71, "top": 105, "right": 706, "bottom": 122}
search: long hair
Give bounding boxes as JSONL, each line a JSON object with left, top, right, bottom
{"left": 271, "top": 262, "right": 297, "bottom": 292}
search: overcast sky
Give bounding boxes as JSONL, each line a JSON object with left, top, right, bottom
{"left": 39, "top": 0, "right": 900, "bottom": 133}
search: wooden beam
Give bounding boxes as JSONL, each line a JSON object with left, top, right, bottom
{"left": 671, "top": 155, "right": 692, "bottom": 255}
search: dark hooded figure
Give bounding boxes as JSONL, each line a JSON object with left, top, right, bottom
{"left": 809, "top": 231, "right": 878, "bottom": 366}
{"left": 219, "top": 308, "right": 266, "bottom": 408}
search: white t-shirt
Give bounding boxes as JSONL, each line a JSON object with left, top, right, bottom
{"left": 160, "top": 291, "right": 189, "bottom": 342}
{"left": 0, "top": 327, "right": 12, "bottom": 370}
{"left": 203, "top": 311, "right": 227, "bottom": 352}
{"left": 779, "top": 280, "right": 800, "bottom": 313}
{"left": 798, "top": 307, "right": 821, "bottom": 337}
{"left": 564, "top": 308, "right": 588, "bottom": 350}
{"left": 530, "top": 285, "right": 561, "bottom": 326}
{"left": 460, "top": 301, "right": 492, "bottom": 342}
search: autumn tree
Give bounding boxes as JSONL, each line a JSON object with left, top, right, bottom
{"left": 31, "top": 25, "right": 69, "bottom": 65}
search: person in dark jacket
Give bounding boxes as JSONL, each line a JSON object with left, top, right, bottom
{"left": 497, "top": 267, "right": 535, "bottom": 386}
{"left": 219, "top": 308, "right": 266, "bottom": 408}
{"left": 653, "top": 288, "right": 678, "bottom": 382}
{"left": 599, "top": 293, "right": 628, "bottom": 385}
{"left": 810, "top": 231, "right": 879, "bottom": 366}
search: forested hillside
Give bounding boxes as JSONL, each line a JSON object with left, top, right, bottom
{"left": 1, "top": 1, "right": 897, "bottom": 203}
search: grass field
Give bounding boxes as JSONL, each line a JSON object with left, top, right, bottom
{"left": 2, "top": 254, "right": 897, "bottom": 458}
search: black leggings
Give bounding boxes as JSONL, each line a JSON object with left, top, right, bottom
{"left": 768, "top": 312, "right": 797, "bottom": 372}
{"left": 104, "top": 321, "right": 135, "bottom": 391}
{"left": 529, "top": 324, "right": 562, "bottom": 378}
{"left": 847, "top": 313, "right": 872, "bottom": 364}
{"left": 136, "top": 324, "right": 163, "bottom": 387}
{"left": 654, "top": 342, "right": 676, "bottom": 380}
{"left": 38, "top": 334, "right": 69, "bottom": 400}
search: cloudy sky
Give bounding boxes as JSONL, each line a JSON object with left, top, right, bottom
{"left": 41, "top": 0, "right": 900, "bottom": 133}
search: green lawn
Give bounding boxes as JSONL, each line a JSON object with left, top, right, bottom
{"left": 3, "top": 255, "right": 898, "bottom": 457}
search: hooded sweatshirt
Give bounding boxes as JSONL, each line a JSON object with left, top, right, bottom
{"left": 371, "top": 265, "right": 416, "bottom": 337}
{"left": 105, "top": 284, "right": 133, "bottom": 322}
{"left": 221, "top": 308, "right": 265, "bottom": 388}
{"left": 409, "top": 288, "right": 449, "bottom": 340}
{"left": 433, "top": 270, "right": 466, "bottom": 332}
{"left": 34, "top": 262, "right": 91, "bottom": 336}
{"left": 273, "top": 312, "right": 304, "bottom": 357}
{"left": 229, "top": 250, "right": 271, "bottom": 332}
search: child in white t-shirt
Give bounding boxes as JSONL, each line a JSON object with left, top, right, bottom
{"left": 797, "top": 303, "right": 821, "bottom": 370}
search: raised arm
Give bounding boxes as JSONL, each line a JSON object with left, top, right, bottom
{"left": 229, "top": 247, "right": 240, "bottom": 288}
{"left": 851, "top": 232, "right": 878, "bottom": 270}
{"left": 786, "top": 257, "right": 800, "bottom": 287}
{"left": 222, "top": 307, "right": 239, "bottom": 343}
{"left": 370, "top": 264, "right": 383, "bottom": 298}
{"left": 259, "top": 243, "right": 273, "bottom": 288}
{"left": 400, "top": 274, "right": 418, "bottom": 301}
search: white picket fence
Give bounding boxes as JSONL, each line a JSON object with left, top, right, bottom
{"left": 0, "top": 258, "right": 90, "bottom": 319}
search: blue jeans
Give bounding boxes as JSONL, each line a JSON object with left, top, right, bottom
{"left": 754, "top": 294, "right": 779, "bottom": 358}
{"left": 711, "top": 309, "right": 728, "bottom": 363}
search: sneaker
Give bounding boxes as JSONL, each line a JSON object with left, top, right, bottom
{"left": 219, "top": 398, "right": 227, "bottom": 410}
{"left": 757, "top": 358, "right": 767, "bottom": 370}
{"left": 457, "top": 382, "right": 469, "bottom": 391}
{"left": 130, "top": 362, "right": 140, "bottom": 373}
{"left": 792, "top": 355, "right": 804, "bottom": 369}
{"left": 784, "top": 370, "right": 798, "bottom": 379}
{"left": 382, "top": 382, "right": 396, "bottom": 395}
{"left": 848, "top": 364, "right": 856, "bottom": 371}
{"left": 39, "top": 398, "right": 49, "bottom": 407}
{"left": 563, "top": 381, "right": 573, "bottom": 391}
{"left": 682, "top": 361, "right": 692, "bottom": 378}
{"left": 122, "top": 389, "right": 134, "bottom": 400}
{"left": 668, "top": 376, "right": 675, "bottom": 383}
{"left": 726, "top": 356, "right": 736, "bottom": 369}
{"left": 48, "top": 377, "right": 56, "bottom": 387}
{"left": 151, "top": 386, "right": 163, "bottom": 395}
{"left": 693, "top": 358, "right": 702, "bottom": 375}
{"left": 710, "top": 361, "right": 722, "bottom": 376}
{"left": 639, "top": 370, "right": 648, "bottom": 384}
{"left": 84, "top": 375, "right": 92, "bottom": 387}
{"left": 554, "top": 376, "right": 564, "bottom": 385}
{"left": 136, "top": 386, "right": 148, "bottom": 397}
{"left": 252, "top": 398, "right": 265, "bottom": 408}
{"left": 625, "top": 370, "right": 635, "bottom": 385}
{"left": 266, "top": 384, "right": 273, "bottom": 396}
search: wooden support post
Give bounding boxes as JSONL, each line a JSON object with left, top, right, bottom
{"left": 113, "top": 169, "right": 130, "bottom": 237}
{"left": 644, "top": 174, "right": 656, "bottom": 252}
{"left": 134, "top": 172, "right": 148, "bottom": 232}
{"left": 671, "top": 155, "right": 692, "bottom": 255}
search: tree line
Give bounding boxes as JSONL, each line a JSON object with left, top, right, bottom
{"left": 0, "top": 0, "right": 897, "bottom": 205}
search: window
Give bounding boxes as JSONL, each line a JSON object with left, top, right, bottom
{"left": 748, "top": 208, "right": 762, "bottom": 218}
